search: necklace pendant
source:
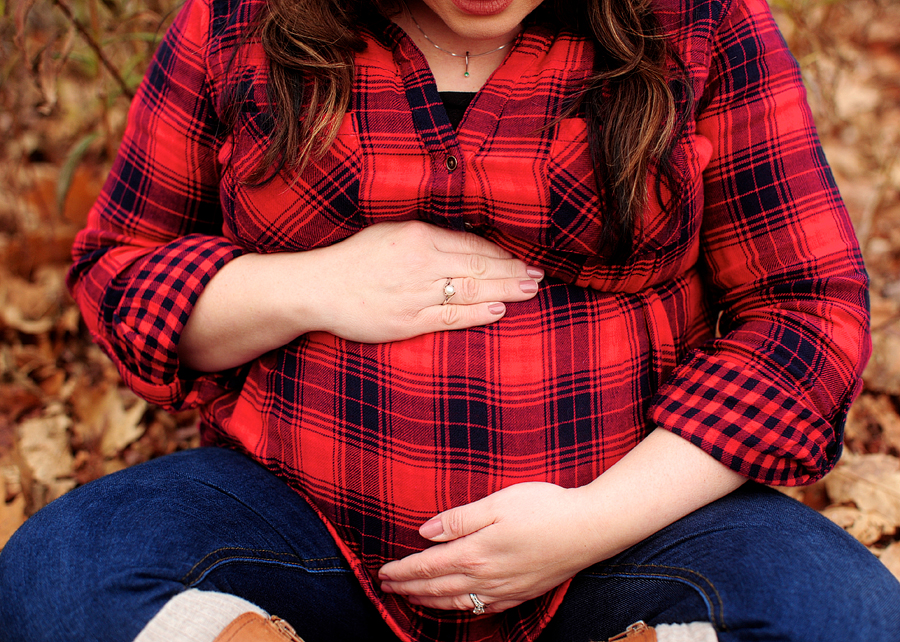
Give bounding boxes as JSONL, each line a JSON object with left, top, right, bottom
{"left": 409, "top": 12, "right": 513, "bottom": 80}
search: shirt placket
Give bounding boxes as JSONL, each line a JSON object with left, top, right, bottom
{"left": 392, "top": 29, "right": 468, "bottom": 231}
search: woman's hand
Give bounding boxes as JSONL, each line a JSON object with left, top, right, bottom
{"left": 179, "top": 220, "right": 543, "bottom": 371}
{"left": 307, "top": 220, "right": 543, "bottom": 343}
{"left": 376, "top": 430, "right": 747, "bottom": 616}
{"left": 377, "top": 482, "right": 601, "bottom": 614}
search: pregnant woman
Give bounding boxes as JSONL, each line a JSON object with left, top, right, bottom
{"left": 2, "top": 0, "right": 898, "bottom": 640}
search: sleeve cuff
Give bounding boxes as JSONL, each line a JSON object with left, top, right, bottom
{"left": 97, "top": 234, "right": 247, "bottom": 410}
{"left": 649, "top": 351, "right": 859, "bottom": 486}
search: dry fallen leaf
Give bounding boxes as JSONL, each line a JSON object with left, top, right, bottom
{"left": 869, "top": 292, "right": 900, "bottom": 330}
{"left": 845, "top": 393, "right": 900, "bottom": 453}
{"left": 0, "top": 265, "right": 68, "bottom": 335}
{"left": 864, "top": 322, "right": 900, "bottom": 396}
{"left": 16, "top": 403, "right": 75, "bottom": 503}
{"left": 822, "top": 505, "right": 896, "bottom": 545}
{"left": 0, "top": 475, "right": 26, "bottom": 549}
{"left": 877, "top": 541, "right": 900, "bottom": 582}
{"left": 70, "top": 379, "right": 148, "bottom": 458}
{"left": 98, "top": 392, "right": 147, "bottom": 458}
{"left": 0, "top": 384, "right": 43, "bottom": 427}
{"left": 825, "top": 454, "right": 900, "bottom": 526}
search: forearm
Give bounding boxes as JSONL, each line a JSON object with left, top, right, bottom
{"left": 178, "top": 251, "right": 324, "bottom": 372}
{"left": 178, "top": 221, "right": 544, "bottom": 373}
{"left": 573, "top": 428, "right": 746, "bottom": 564}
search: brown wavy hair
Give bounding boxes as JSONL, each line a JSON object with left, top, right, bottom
{"left": 246, "top": 0, "right": 692, "bottom": 261}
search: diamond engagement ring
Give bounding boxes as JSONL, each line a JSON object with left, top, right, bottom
{"left": 442, "top": 278, "right": 456, "bottom": 305}
{"left": 469, "top": 593, "right": 486, "bottom": 615}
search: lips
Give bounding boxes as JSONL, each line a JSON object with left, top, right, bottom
{"left": 449, "top": 0, "right": 515, "bottom": 16}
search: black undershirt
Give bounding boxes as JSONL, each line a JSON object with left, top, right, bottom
{"left": 440, "top": 91, "right": 477, "bottom": 129}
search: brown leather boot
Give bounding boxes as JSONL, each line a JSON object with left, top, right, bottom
{"left": 608, "top": 621, "right": 658, "bottom": 641}
{"left": 213, "top": 613, "right": 305, "bottom": 642}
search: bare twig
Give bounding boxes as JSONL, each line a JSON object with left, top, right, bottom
{"left": 13, "top": 0, "right": 40, "bottom": 57}
{"left": 51, "top": 0, "right": 134, "bottom": 101}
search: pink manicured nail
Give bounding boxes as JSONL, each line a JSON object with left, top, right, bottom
{"left": 526, "top": 267, "right": 544, "bottom": 280}
{"left": 488, "top": 303, "right": 506, "bottom": 315}
{"left": 520, "top": 280, "right": 538, "bottom": 294}
{"left": 420, "top": 517, "right": 444, "bottom": 539}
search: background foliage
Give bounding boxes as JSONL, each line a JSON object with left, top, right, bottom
{"left": 1, "top": 0, "right": 900, "bottom": 578}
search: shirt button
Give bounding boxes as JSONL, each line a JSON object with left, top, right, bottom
{"left": 445, "top": 155, "right": 458, "bottom": 172}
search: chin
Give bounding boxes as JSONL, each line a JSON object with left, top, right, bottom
{"left": 423, "top": 0, "right": 544, "bottom": 41}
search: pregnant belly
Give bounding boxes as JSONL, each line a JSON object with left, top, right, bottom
{"left": 226, "top": 280, "right": 668, "bottom": 571}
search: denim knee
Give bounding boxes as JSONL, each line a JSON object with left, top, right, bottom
{"left": 0, "top": 448, "right": 388, "bottom": 642}
{"left": 539, "top": 484, "right": 900, "bottom": 642}
{"left": 0, "top": 455, "right": 197, "bottom": 642}
{"left": 709, "top": 486, "right": 900, "bottom": 635}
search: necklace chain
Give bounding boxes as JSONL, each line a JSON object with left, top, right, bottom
{"left": 408, "top": 10, "right": 514, "bottom": 78}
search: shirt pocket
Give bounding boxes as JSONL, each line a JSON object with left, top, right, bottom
{"left": 465, "top": 116, "right": 601, "bottom": 256}
{"left": 543, "top": 119, "right": 713, "bottom": 259}
{"left": 545, "top": 117, "right": 606, "bottom": 255}
{"left": 635, "top": 130, "right": 712, "bottom": 256}
{"left": 222, "top": 110, "right": 365, "bottom": 253}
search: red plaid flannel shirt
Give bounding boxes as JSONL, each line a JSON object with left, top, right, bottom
{"left": 68, "top": 0, "right": 871, "bottom": 639}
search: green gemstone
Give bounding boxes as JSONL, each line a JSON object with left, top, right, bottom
{"left": 464, "top": 72, "right": 470, "bottom": 77}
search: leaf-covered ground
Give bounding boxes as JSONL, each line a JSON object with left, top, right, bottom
{"left": 1, "top": 0, "right": 900, "bottom": 579}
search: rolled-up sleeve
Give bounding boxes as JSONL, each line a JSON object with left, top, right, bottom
{"left": 649, "top": 0, "right": 870, "bottom": 485}
{"left": 67, "top": 0, "right": 247, "bottom": 410}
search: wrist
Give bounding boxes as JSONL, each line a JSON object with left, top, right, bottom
{"left": 564, "top": 483, "right": 638, "bottom": 566}
{"left": 567, "top": 429, "right": 746, "bottom": 565}
{"left": 178, "top": 250, "right": 327, "bottom": 371}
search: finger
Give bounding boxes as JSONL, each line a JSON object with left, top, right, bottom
{"left": 379, "top": 531, "right": 496, "bottom": 583}
{"left": 380, "top": 572, "right": 471, "bottom": 597}
{"left": 439, "top": 251, "right": 544, "bottom": 282}
{"left": 428, "top": 226, "right": 516, "bottom": 260}
{"left": 379, "top": 542, "right": 467, "bottom": 582}
{"left": 404, "top": 593, "right": 496, "bottom": 614}
{"left": 436, "top": 276, "right": 539, "bottom": 307}
{"left": 419, "top": 498, "right": 496, "bottom": 543}
{"left": 414, "top": 300, "right": 508, "bottom": 331}
{"left": 405, "top": 593, "right": 526, "bottom": 615}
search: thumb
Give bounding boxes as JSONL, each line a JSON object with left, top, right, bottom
{"left": 419, "top": 499, "right": 495, "bottom": 542}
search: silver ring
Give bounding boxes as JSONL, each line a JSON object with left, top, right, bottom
{"left": 469, "top": 593, "right": 486, "bottom": 615}
{"left": 441, "top": 278, "right": 456, "bottom": 305}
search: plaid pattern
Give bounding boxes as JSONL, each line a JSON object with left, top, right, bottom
{"left": 68, "top": 0, "right": 870, "bottom": 639}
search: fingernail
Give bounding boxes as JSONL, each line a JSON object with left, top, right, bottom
{"left": 519, "top": 280, "right": 538, "bottom": 294}
{"left": 420, "top": 517, "right": 444, "bottom": 539}
{"left": 527, "top": 267, "right": 544, "bottom": 280}
{"left": 488, "top": 303, "right": 506, "bottom": 315}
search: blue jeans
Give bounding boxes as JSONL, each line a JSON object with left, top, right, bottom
{"left": 1, "top": 447, "right": 898, "bottom": 642}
